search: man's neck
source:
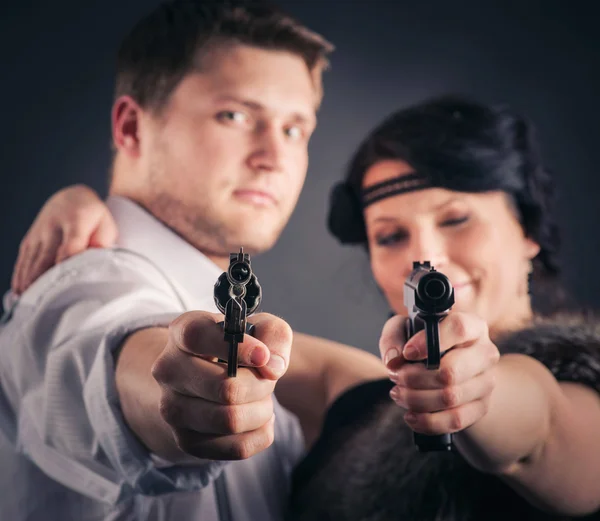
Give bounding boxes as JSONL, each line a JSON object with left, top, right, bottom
{"left": 199, "top": 251, "right": 230, "bottom": 271}
{"left": 109, "top": 189, "right": 231, "bottom": 271}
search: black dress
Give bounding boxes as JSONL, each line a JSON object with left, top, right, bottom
{"left": 288, "top": 313, "right": 600, "bottom": 521}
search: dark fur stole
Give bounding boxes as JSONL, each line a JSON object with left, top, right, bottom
{"left": 287, "top": 312, "right": 600, "bottom": 521}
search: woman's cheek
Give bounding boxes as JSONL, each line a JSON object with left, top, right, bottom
{"left": 372, "top": 257, "right": 403, "bottom": 309}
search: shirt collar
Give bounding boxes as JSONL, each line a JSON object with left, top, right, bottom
{"left": 106, "top": 195, "right": 223, "bottom": 312}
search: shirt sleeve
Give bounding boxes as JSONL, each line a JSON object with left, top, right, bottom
{"left": 0, "top": 249, "right": 226, "bottom": 505}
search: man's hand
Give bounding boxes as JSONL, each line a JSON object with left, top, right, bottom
{"left": 379, "top": 312, "right": 499, "bottom": 435}
{"left": 149, "top": 311, "right": 292, "bottom": 461}
{"left": 12, "top": 185, "right": 115, "bottom": 294}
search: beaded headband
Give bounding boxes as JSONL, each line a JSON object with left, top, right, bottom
{"left": 328, "top": 171, "right": 434, "bottom": 244}
{"left": 360, "top": 172, "right": 433, "bottom": 209}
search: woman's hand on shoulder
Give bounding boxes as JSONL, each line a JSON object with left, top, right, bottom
{"left": 12, "top": 184, "right": 116, "bottom": 294}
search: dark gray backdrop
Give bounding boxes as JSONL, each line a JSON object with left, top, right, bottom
{"left": 1, "top": 0, "right": 598, "bottom": 353}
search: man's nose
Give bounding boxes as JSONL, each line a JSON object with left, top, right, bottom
{"left": 246, "top": 124, "right": 285, "bottom": 173}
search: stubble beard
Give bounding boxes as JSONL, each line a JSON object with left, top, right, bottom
{"left": 144, "top": 188, "right": 287, "bottom": 257}
{"left": 142, "top": 144, "right": 243, "bottom": 256}
{"left": 143, "top": 147, "right": 287, "bottom": 257}
{"left": 145, "top": 189, "right": 235, "bottom": 254}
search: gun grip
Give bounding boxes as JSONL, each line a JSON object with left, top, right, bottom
{"left": 216, "top": 321, "right": 256, "bottom": 376}
{"left": 406, "top": 314, "right": 453, "bottom": 452}
{"left": 217, "top": 321, "right": 255, "bottom": 337}
{"left": 413, "top": 432, "right": 452, "bottom": 452}
{"left": 406, "top": 314, "right": 441, "bottom": 369}
{"left": 424, "top": 315, "right": 442, "bottom": 370}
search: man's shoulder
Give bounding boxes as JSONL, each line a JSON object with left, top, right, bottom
{"left": 19, "top": 247, "right": 178, "bottom": 308}
{"left": 0, "top": 247, "right": 184, "bottom": 339}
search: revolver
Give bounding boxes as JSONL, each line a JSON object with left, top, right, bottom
{"left": 213, "top": 248, "right": 262, "bottom": 377}
{"left": 404, "top": 261, "right": 455, "bottom": 452}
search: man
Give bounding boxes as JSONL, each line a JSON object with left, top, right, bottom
{"left": 0, "top": 1, "right": 386, "bottom": 520}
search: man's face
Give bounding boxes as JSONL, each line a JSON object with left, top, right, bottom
{"left": 137, "top": 44, "right": 318, "bottom": 257}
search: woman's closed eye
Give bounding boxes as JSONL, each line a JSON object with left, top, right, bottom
{"left": 374, "top": 215, "right": 469, "bottom": 246}
{"left": 375, "top": 230, "right": 407, "bottom": 247}
{"left": 440, "top": 215, "right": 469, "bottom": 227}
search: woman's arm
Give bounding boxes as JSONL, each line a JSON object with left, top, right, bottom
{"left": 12, "top": 184, "right": 115, "bottom": 294}
{"left": 381, "top": 312, "right": 600, "bottom": 516}
{"left": 455, "top": 353, "right": 600, "bottom": 515}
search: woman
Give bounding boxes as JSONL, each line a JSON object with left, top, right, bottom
{"left": 10, "top": 95, "right": 600, "bottom": 520}
{"left": 287, "top": 95, "right": 600, "bottom": 520}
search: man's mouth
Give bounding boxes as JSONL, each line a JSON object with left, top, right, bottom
{"left": 233, "top": 189, "right": 278, "bottom": 207}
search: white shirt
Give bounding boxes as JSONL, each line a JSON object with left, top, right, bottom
{"left": 0, "top": 196, "right": 305, "bottom": 521}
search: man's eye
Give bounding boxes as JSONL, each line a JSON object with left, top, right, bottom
{"left": 284, "top": 126, "right": 303, "bottom": 140}
{"left": 217, "top": 111, "right": 248, "bottom": 124}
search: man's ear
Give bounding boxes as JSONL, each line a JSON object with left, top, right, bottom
{"left": 112, "top": 96, "right": 143, "bottom": 157}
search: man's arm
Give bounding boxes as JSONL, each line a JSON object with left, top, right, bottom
{"left": 1, "top": 249, "right": 294, "bottom": 505}
{"left": 115, "top": 327, "right": 183, "bottom": 461}
{"left": 276, "top": 332, "right": 387, "bottom": 447}
{"left": 0, "top": 250, "right": 190, "bottom": 503}
{"left": 116, "top": 311, "right": 292, "bottom": 463}
{"left": 8, "top": 185, "right": 387, "bottom": 454}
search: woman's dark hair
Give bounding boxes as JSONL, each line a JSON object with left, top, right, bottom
{"left": 328, "top": 94, "right": 562, "bottom": 294}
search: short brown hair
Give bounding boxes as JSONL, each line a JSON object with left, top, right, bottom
{"left": 115, "top": 0, "right": 334, "bottom": 112}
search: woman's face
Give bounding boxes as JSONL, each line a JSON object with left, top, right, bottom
{"left": 362, "top": 160, "right": 540, "bottom": 334}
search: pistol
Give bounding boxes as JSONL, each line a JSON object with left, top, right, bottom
{"left": 213, "top": 248, "right": 262, "bottom": 377}
{"left": 404, "top": 261, "right": 455, "bottom": 452}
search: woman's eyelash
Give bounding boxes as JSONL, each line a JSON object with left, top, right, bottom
{"left": 375, "top": 231, "right": 406, "bottom": 246}
{"left": 441, "top": 215, "right": 469, "bottom": 226}
{"left": 374, "top": 216, "right": 469, "bottom": 246}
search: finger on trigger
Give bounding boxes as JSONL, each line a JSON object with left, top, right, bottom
{"left": 379, "top": 314, "right": 407, "bottom": 367}
{"left": 152, "top": 350, "right": 275, "bottom": 404}
{"left": 170, "top": 311, "right": 270, "bottom": 368}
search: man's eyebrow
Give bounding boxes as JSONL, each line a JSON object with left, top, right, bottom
{"left": 215, "top": 95, "right": 263, "bottom": 111}
{"left": 214, "top": 95, "right": 316, "bottom": 125}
